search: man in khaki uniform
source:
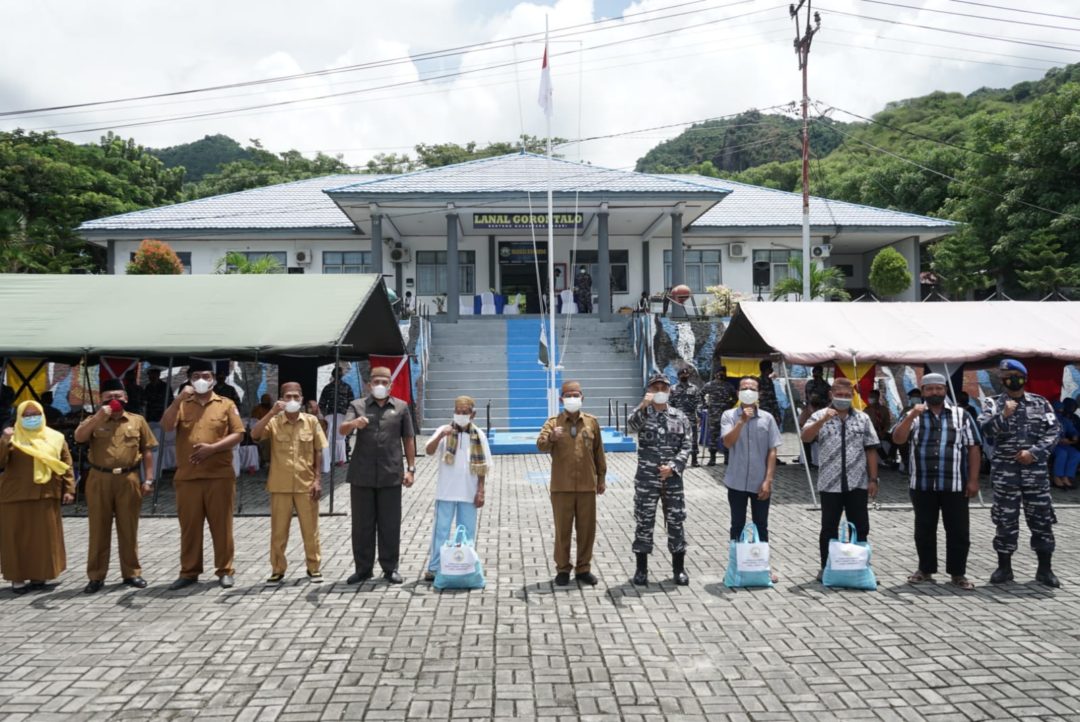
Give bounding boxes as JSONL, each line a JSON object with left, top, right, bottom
{"left": 251, "top": 381, "right": 328, "bottom": 583}
{"left": 74, "top": 377, "right": 157, "bottom": 594}
{"left": 161, "top": 360, "right": 245, "bottom": 590}
{"left": 537, "top": 381, "right": 607, "bottom": 586}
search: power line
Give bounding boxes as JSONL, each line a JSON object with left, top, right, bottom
{"left": 817, "top": 5, "right": 1080, "bottom": 52}
{"left": 0, "top": 0, "right": 749, "bottom": 118}
{"left": 949, "top": 0, "right": 1080, "bottom": 22}
{"left": 863, "top": 0, "right": 1080, "bottom": 32}
{"left": 817, "top": 38, "right": 1055, "bottom": 71}
{"left": 38, "top": 4, "right": 787, "bottom": 138}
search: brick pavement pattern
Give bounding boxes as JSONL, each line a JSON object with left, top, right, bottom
{"left": 2, "top": 452, "right": 1078, "bottom": 721}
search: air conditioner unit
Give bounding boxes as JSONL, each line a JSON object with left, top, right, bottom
{"left": 295, "top": 248, "right": 313, "bottom": 265}
{"left": 729, "top": 242, "right": 746, "bottom": 259}
{"left": 812, "top": 243, "right": 833, "bottom": 259}
{"left": 389, "top": 247, "right": 411, "bottom": 264}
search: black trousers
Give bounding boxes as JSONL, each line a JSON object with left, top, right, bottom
{"left": 728, "top": 488, "right": 770, "bottom": 542}
{"left": 910, "top": 489, "right": 970, "bottom": 576}
{"left": 350, "top": 484, "right": 402, "bottom": 574}
{"left": 819, "top": 489, "right": 869, "bottom": 568}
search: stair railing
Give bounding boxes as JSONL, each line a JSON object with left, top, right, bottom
{"left": 486, "top": 401, "right": 491, "bottom": 435}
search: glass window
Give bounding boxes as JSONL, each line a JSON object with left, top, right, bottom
{"left": 752, "top": 249, "right": 802, "bottom": 290}
{"left": 571, "top": 250, "right": 629, "bottom": 293}
{"left": 416, "top": 250, "right": 475, "bottom": 295}
{"left": 663, "top": 248, "right": 722, "bottom": 290}
{"left": 323, "top": 250, "right": 372, "bottom": 274}
{"left": 129, "top": 251, "right": 192, "bottom": 274}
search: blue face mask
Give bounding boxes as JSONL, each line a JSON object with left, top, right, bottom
{"left": 21, "top": 415, "right": 44, "bottom": 430}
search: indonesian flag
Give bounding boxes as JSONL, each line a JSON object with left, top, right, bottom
{"left": 368, "top": 355, "right": 413, "bottom": 405}
{"left": 537, "top": 32, "right": 553, "bottom": 118}
{"left": 100, "top": 357, "right": 139, "bottom": 384}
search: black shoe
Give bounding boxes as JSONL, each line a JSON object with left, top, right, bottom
{"left": 574, "top": 572, "right": 598, "bottom": 586}
{"left": 219, "top": 575, "right": 235, "bottom": 589}
{"left": 554, "top": 572, "right": 571, "bottom": 586}
{"left": 84, "top": 580, "right": 104, "bottom": 594}
{"left": 383, "top": 570, "right": 403, "bottom": 584}
{"left": 306, "top": 571, "right": 323, "bottom": 583}
{"left": 707, "top": 452, "right": 716, "bottom": 467}
{"left": 672, "top": 551, "right": 689, "bottom": 586}
{"left": 690, "top": 454, "right": 699, "bottom": 468}
{"left": 423, "top": 571, "right": 436, "bottom": 582}
{"left": 266, "top": 573, "right": 285, "bottom": 584}
{"left": 169, "top": 577, "right": 197, "bottom": 591}
{"left": 990, "top": 552, "right": 1013, "bottom": 585}
{"left": 28, "top": 580, "right": 45, "bottom": 590}
{"left": 632, "top": 553, "right": 648, "bottom": 586}
{"left": 123, "top": 576, "right": 147, "bottom": 589}
{"left": 347, "top": 571, "right": 373, "bottom": 585}
{"left": 11, "top": 583, "right": 28, "bottom": 595}
{"left": 1036, "top": 551, "right": 1061, "bottom": 588}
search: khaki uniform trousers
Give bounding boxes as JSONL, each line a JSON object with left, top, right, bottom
{"left": 176, "top": 478, "right": 235, "bottom": 579}
{"left": 550, "top": 491, "right": 596, "bottom": 574}
{"left": 86, "top": 471, "right": 144, "bottom": 581}
{"left": 270, "top": 492, "right": 321, "bottom": 575}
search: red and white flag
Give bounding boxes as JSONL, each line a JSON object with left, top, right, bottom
{"left": 537, "top": 31, "right": 553, "bottom": 119}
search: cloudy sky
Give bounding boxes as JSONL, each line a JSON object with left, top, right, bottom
{"left": 2, "top": 0, "right": 1078, "bottom": 170}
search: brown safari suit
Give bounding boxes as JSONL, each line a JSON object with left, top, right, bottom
{"left": 76, "top": 412, "right": 157, "bottom": 582}
{"left": 537, "top": 412, "right": 607, "bottom": 574}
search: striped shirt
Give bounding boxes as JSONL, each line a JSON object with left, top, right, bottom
{"left": 903, "top": 405, "right": 980, "bottom": 492}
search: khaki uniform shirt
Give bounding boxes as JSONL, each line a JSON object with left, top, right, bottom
{"left": 0, "top": 437, "right": 76, "bottom": 502}
{"left": 175, "top": 394, "right": 245, "bottom": 482}
{"left": 265, "top": 412, "right": 328, "bottom": 493}
{"left": 78, "top": 412, "right": 158, "bottom": 477}
{"left": 537, "top": 412, "right": 607, "bottom": 492}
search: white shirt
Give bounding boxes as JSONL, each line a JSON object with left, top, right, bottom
{"left": 427, "top": 425, "right": 493, "bottom": 502}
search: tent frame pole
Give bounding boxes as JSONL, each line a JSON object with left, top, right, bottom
{"left": 328, "top": 346, "right": 341, "bottom": 515}
{"left": 152, "top": 358, "right": 174, "bottom": 514}
{"left": 942, "top": 361, "right": 985, "bottom": 507}
{"left": 780, "top": 359, "right": 818, "bottom": 508}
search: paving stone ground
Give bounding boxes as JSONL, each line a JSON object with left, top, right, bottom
{"left": 3, "top": 446, "right": 1080, "bottom": 721}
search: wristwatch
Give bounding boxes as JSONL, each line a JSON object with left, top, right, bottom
{"left": 407, "top": 466, "right": 416, "bottom": 473}
{"left": 144, "top": 479, "right": 154, "bottom": 486}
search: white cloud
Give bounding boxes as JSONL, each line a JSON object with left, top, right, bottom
{"left": 2, "top": 0, "right": 1077, "bottom": 170}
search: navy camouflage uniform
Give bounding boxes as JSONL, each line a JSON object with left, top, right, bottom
{"left": 758, "top": 374, "right": 783, "bottom": 430}
{"left": 670, "top": 381, "right": 703, "bottom": 462}
{"left": 978, "top": 391, "right": 1060, "bottom": 554}
{"left": 702, "top": 378, "right": 736, "bottom": 451}
{"left": 627, "top": 404, "right": 693, "bottom": 554}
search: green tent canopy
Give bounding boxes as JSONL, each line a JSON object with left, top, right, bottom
{"left": 0, "top": 273, "right": 404, "bottom": 363}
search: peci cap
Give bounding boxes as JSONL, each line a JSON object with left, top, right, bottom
{"left": 921, "top": 373, "right": 947, "bottom": 388}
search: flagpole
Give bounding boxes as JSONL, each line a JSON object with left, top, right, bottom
{"left": 544, "top": 17, "right": 558, "bottom": 418}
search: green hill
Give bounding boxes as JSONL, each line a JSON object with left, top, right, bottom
{"left": 149, "top": 134, "right": 253, "bottom": 182}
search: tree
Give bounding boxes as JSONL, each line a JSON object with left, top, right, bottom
{"left": 215, "top": 251, "right": 283, "bottom": 274}
{"left": 184, "top": 145, "right": 353, "bottom": 199}
{"left": 928, "top": 231, "right": 994, "bottom": 298}
{"left": 868, "top": 247, "right": 913, "bottom": 298}
{"left": 702, "top": 285, "right": 744, "bottom": 316}
{"left": 770, "top": 258, "right": 851, "bottom": 301}
{"left": 126, "top": 239, "right": 184, "bottom": 274}
{"left": 1015, "top": 231, "right": 1080, "bottom": 297}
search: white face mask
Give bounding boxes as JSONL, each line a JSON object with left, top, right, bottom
{"left": 452, "top": 414, "right": 472, "bottom": 427}
{"left": 562, "top": 397, "right": 583, "bottom": 413}
{"left": 371, "top": 384, "right": 390, "bottom": 400}
{"left": 192, "top": 378, "right": 213, "bottom": 394}
{"left": 284, "top": 400, "right": 302, "bottom": 414}
{"left": 738, "top": 389, "right": 759, "bottom": 406}
{"left": 652, "top": 391, "right": 670, "bottom": 405}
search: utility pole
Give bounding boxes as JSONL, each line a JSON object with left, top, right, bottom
{"left": 791, "top": 1, "right": 820, "bottom": 302}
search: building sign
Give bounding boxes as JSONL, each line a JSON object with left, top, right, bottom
{"left": 498, "top": 241, "right": 548, "bottom": 265}
{"left": 473, "top": 212, "right": 584, "bottom": 230}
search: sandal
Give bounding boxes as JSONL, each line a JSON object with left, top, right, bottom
{"left": 907, "top": 570, "right": 934, "bottom": 584}
{"left": 949, "top": 575, "right": 975, "bottom": 591}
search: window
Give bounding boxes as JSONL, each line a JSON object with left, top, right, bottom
{"left": 225, "top": 251, "right": 287, "bottom": 273}
{"left": 323, "top": 251, "right": 372, "bottom": 274}
{"left": 752, "top": 249, "right": 802, "bottom": 290}
{"left": 664, "top": 249, "right": 722, "bottom": 289}
{"left": 571, "top": 250, "right": 630, "bottom": 293}
{"left": 416, "top": 250, "right": 475, "bottom": 295}
{"left": 129, "top": 251, "right": 192, "bottom": 274}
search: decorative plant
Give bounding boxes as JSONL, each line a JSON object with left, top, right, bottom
{"left": 215, "top": 251, "right": 283, "bottom": 274}
{"left": 771, "top": 258, "right": 851, "bottom": 302}
{"left": 703, "top": 285, "right": 745, "bottom": 317}
{"left": 126, "top": 239, "right": 184, "bottom": 274}
{"left": 434, "top": 295, "right": 446, "bottom": 313}
{"left": 868, "top": 247, "right": 913, "bottom": 298}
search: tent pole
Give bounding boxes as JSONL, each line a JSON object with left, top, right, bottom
{"left": 943, "top": 361, "right": 985, "bottom": 507}
{"left": 781, "top": 359, "right": 818, "bottom": 508}
{"left": 328, "top": 346, "right": 341, "bottom": 515}
{"left": 152, "top": 358, "right": 174, "bottom": 514}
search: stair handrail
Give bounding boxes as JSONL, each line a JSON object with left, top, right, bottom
{"left": 486, "top": 401, "right": 491, "bottom": 435}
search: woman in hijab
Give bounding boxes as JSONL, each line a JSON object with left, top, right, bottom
{"left": 0, "top": 400, "right": 76, "bottom": 594}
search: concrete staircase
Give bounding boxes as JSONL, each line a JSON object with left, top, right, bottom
{"left": 422, "top": 317, "right": 643, "bottom": 447}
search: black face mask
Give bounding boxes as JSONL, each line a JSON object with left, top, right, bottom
{"left": 1003, "top": 376, "right": 1027, "bottom": 391}
{"left": 678, "top": 375, "right": 689, "bottom": 383}
{"left": 924, "top": 394, "right": 946, "bottom": 407}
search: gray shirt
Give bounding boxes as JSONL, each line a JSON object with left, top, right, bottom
{"left": 720, "top": 407, "right": 782, "bottom": 493}
{"left": 344, "top": 396, "right": 415, "bottom": 487}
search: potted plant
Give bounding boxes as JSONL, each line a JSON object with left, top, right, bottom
{"left": 434, "top": 295, "right": 447, "bottom": 314}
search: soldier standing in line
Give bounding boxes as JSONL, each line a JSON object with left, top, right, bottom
{"left": 978, "top": 359, "right": 1062, "bottom": 588}
{"left": 670, "top": 366, "right": 703, "bottom": 468}
{"left": 702, "top": 366, "right": 737, "bottom": 466}
{"left": 627, "top": 373, "right": 693, "bottom": 586}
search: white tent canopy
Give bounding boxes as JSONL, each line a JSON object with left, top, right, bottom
{"left": 717, "top": 302, "right": 1080, "bottom": 365}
